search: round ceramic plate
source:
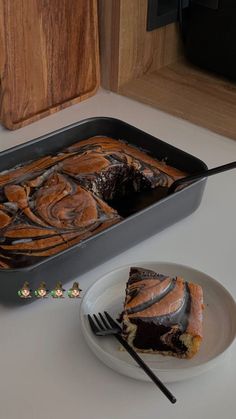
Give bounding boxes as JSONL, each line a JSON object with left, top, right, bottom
{"left": 79, "top": 262, "right": 236, "bottom": 383}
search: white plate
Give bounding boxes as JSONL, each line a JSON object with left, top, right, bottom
{"left": 79, "top": 262, "right": 236, "bottom": 383}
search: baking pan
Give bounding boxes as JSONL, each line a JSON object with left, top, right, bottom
{"left": 0, "top": 117, "right": 207, "bottom": 304}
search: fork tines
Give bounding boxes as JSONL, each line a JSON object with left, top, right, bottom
{"left": 88, "top": 312, "right": 121, "bottom": 335}
{"left": 104, "top": 311, "right": 121, "bottom": 329}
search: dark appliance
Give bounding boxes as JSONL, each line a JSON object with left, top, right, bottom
{"left": 183, "top": 1, "right": 236, "bottom": 80}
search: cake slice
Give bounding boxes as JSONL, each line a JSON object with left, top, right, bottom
{"left": 120, "top": 267, "right": 204, "bottom": 359}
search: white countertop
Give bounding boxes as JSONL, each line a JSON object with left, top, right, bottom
{"left": 0, "top": 89, "right": 236, "bottom": 419}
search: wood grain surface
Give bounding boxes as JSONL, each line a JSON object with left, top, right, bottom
{"left": 119, "top": 60, "right": 236, "bottom": 140}
{"left": 98, "top": 0, "right": 121, "bottom": 91}
{"left": 0, "top": 0, "right": 99, "bottom": 129}
{"left": 99, "top": 0, "right": 182, "bottom": 90}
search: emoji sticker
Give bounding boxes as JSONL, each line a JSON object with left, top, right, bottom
{"left": 51, "top": 282, "right": 65, "bottom": 298}
{"left": 18, "top": 281, "right": 32, "bottom": 299}
{"left": 67, "top": 282, "right": 82, "bottom": 298}
{"left": 34, "top": 281, "right": 48, "bottom": 298}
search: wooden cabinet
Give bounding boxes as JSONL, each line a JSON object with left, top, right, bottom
{"left": 99, "top": 0, "right": 236, "bottom": 140}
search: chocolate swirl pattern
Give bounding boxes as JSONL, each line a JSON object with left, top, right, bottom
{"left": 121, "top": 267, "right": 203, "bottom": 359}
{"left": 0, "top": 137, "right": 185, "bottom": 269}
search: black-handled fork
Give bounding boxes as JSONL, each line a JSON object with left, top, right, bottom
{"left": 87, "top": 311, "right": 177, "bottom": 404}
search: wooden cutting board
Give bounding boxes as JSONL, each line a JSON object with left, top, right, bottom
{"left": 0, "top": 0, "right": 99, "bottom": 129}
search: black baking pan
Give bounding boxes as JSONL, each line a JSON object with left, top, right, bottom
{"left": 0, "top": 117, "right": 207, "bottom": 304}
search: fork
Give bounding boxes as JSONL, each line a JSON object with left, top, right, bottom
{"left": 87, "top": 311, "right": 177, "bottom": 404}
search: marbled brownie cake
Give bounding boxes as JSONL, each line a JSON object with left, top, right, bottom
{"left": 120, "top": 267, "right": 203, "bottom": 359}
{"left": 0, "top": 137, "right": 185, "bottom": 269}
